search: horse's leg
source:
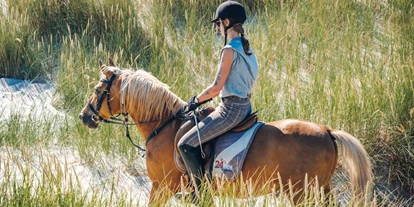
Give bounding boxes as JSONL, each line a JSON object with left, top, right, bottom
{"left": 288, "top": 181, "right": 333, "bottom": 206}
{"left": 148, "top": 182, "right": 178, "bottom": 207}
{"left": 148, "top": 173, "right": 184, "bottom": 206}
{"left": 289, "top": 176, "right": 336, "bottom": 205}
{"left": 148, "top": 183, "right": 165, "bottom": 207}
{"left": 286, "top": 181, "right": 306, "bottom": 206}
{"left": 323, "top": 184, "right": 336, "bottom": 206}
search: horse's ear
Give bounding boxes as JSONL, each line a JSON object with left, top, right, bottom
{"left": 99, "top": 59, "right": 110, "bottom": 75}
{"left": 109, "top": 58, "right": 116, "bottom": 67}
{"left": 99, "top": 59, "right": 104, "bottom": 69}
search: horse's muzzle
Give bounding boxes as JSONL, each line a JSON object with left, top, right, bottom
{"left": 79, "top": 112, "right": 99, "bottom": 129}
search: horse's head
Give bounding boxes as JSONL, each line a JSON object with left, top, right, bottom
{"left": 79, "top": 59, "right": 123, "bottom": 128}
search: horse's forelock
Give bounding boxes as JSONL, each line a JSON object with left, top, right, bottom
{"left": 102, "top": 66, "right": 121, "bottom": 74}
{"left": 100, "top": 65, "right": 121, "bottom": 77}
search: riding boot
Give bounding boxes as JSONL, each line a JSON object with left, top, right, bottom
{"left": 178, "top": 144, "right": 203, "bottom": 203}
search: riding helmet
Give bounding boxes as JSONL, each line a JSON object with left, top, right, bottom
{"left": 211, "top": 1, "right": 246, "bottom": 25}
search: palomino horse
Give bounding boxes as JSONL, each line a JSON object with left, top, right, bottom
{"left": 79, "top": 60, "right": 372, "bottom": 205}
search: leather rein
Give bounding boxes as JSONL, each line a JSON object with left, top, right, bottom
{"left": 87, "top": 73, "right": 185, "bottom": 154}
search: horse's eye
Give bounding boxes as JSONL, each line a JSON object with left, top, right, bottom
{"left": 94, "top": 88, "right": 101, "bottom": 94}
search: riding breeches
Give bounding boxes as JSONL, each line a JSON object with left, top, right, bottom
{"left": 177, "top": 96, "right": 252, "bottom": 148}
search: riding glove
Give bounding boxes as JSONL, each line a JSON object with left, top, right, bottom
{"left": 186, "top": 96, "right": 212, "bottom": 112}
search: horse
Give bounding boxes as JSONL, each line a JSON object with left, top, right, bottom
{"left": 79, "top": 60, "right": 372, "bottom": 206}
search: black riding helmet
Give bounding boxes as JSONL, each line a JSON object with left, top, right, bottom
{"left": 211, "top": 1, "right": 246, "bottom": 25}
{"left": 212, "top": 1, "right": 247, "bottom": 45}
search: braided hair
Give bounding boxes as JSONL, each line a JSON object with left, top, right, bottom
{"left": 231, "top": 23, "right": 252, "bottom": 56}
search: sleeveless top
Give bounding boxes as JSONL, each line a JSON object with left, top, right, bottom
{"left": 220, "top": 37, "right": 259, "bottom": 98}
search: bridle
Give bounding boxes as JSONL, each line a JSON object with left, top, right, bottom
{"left": 87, "top": 73, "right": 117, "bottom": 122}
{"left": 86, "top": 72, "right": 186, "bottom": 154}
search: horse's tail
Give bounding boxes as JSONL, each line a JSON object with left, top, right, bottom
{"left": 329, "top": 130, "right": 373, "bottom": 197}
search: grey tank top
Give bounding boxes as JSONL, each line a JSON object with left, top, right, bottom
{"left": 220, "top": 37, "right": 259, "bottom": 98}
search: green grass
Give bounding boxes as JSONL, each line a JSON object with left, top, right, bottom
{"left": 0, "top": 0, "right": 413, "bottom": 206}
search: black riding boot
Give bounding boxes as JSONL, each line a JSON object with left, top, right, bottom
{"left": 178, "top": 144, "right": 203, "bottom": 202}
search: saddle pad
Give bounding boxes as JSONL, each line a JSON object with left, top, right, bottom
{"left": 211, "top": 122, "right": 264, "bottom": 180}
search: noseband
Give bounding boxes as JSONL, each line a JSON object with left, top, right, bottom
{"left": 87, "top": 73, "right": 117, "bottom": 122}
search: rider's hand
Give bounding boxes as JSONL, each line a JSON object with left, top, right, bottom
{"left": 186, "top": 96, "right": 200, "bottom": 112}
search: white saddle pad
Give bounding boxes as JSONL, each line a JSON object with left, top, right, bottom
{"left": 211, "top": 122, "right": 264, "bottom": 180}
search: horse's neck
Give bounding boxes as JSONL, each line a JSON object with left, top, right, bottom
{"left": 129, "top": 109, "right": 182, "bottom": 143}
{"left": 119, "top": 72, "right": 186, "bottom": 146}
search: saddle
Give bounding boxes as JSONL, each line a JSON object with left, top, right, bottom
{"left": 174, "top": 106, "right": 258, "bottom": 173}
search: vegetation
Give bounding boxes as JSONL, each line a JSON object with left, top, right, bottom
{"left": 0, "top": 0, "right": 413, "bottom": 206}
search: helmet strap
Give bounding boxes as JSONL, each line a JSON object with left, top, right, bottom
{"left": 223, "top": 18, "right": 236, "bottom": 46}
{"left": 224, "top": 30, "right": 227, "bottom": 46}
{"left": 223, "top": 24, "right": 232, "bottom": 46}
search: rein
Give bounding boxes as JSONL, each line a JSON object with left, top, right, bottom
{"left": 100, "top": 110, "right": 184, "bottom": 154}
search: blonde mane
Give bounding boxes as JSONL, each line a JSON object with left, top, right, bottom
{"left": 119, "top": 69, "right": 186, "bottom": 122}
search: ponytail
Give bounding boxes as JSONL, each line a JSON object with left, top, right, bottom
{"left": 232, "top": 23, "right": 252, "bottom": 56}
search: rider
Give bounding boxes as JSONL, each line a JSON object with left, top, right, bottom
{"left": 177, "top": 0, "right": 259, "bottom": 200}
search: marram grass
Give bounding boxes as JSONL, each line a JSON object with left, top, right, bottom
{"left": 0, "top": 0, "right": 413, "bottom": 206}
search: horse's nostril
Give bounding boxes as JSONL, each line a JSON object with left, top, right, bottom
{"left": 79, "top": 113, "right": 83, "bottom": 120}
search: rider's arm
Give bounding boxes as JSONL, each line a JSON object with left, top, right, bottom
{"left": 196, "top": 48, "right": 234, "bottom": 103}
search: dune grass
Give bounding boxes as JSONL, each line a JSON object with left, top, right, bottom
{"left": 0, "top": 0, "right": 413, "bottom": 206}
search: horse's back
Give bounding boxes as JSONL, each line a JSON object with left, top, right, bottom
{"left": 241, "top": 119, "right": 338, "bottom": 190}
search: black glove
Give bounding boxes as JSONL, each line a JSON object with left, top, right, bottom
{"left": 186, "top": 96, "right": 200, "bottom": 112}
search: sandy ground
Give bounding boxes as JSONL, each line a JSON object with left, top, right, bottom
{"left": 0, "top": 78, "right": 63, "bottom": 121}
{"left": 0, "top": 145, "right": 152, "bottom": 206}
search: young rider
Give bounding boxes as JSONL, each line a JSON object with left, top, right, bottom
{"left": 177, "top": 0, "right": 259, "bottom": 200}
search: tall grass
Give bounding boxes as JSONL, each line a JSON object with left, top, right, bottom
{"left": 0, "top": 7, "right": 44, "bottom": 80}
{"left": 0, "top": 0, "right": 413, "bottom": 206}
